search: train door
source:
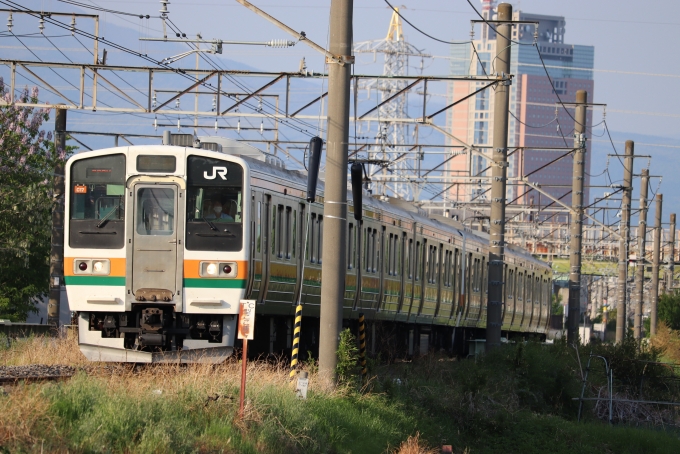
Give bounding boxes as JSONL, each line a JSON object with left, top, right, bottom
{"left": 131, "top": 184, "right": 179, "bottom": 301}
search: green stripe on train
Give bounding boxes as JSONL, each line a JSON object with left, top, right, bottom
{"left": 64, "top": 276, "right": 126, "bottom": 286}
{"left": 183, "top": 278, "right": 246, "bottom": 289}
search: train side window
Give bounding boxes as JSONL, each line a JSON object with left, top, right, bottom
{"left": 276, "top": 205, "right": 284, "bottom": 258}
{"left": 285, "top": 206, "right": 292, "bottom": 259}
{"left": 317, "top": 216, "right": 323, "bottom": 264}
{"left": 378, "top": 228, "right": 384, "bottom": 274}
{"left": 397, "top": 234, "right": 404, "bottom": 277}
{"left": 414, "top": 241, "right": 421, "bottom": 281}
{"left": 482, "top": 257, "right": 488, "bottom": 296}
{"left": 526, "top": 274, "right": 532, "bottom": 302}
{"left": 387, "top": 233, "right": 393, "bottom": 275}
{"left": 446, "top": 250, "right": 452, "bottom": 287}
{"left": 364, "top": 228, "right": 369, "bottom": 272}
{"left": 392, "top": 234, "right": 398, "bottom": 276}
{"left": 256, "top": 201, "right": 262, "bottom": 253}
{"left": 508, "top": 268, "right": 514, "bottom": 299}
{"left": 348, "top": 223, "right": 354, "bottom": 270}
{"left": 271, "top": 205, "right": 277, "bottom": 256}
{"left": 309, "top": 213, "right": 317, "bottom": 263}
{"left": 369, "top": 228, "right": 374, "bottom": 272}
{"left": 453, "top": 249, "right": 459, "bottom": 292}
{"left": 406, "top": 238, "right": 412, "bottom": 279}
{"left": 432, "top": 246, "right": 438, "bottom": 283}
{"left": 470, "top": 258, "right": 476, "bottom": 292}
{"left": 517, "top": 272, "right": 524, "bottom": 301}
{"left": 291, "top": 208, "right": 296, "bottom": 259}
{"left": 512, "top": 270, "right": 517, "bottom": 300}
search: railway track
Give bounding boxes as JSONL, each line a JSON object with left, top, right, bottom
{"left": 0, "top": 365, "right": 76, "bottom": 384}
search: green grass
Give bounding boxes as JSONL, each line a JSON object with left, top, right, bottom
{"left": 2, "top": 336, "right": 680, "bottom": 453}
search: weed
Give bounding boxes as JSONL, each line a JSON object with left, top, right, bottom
{"left": 336, "top": 328, "right": 359, "bottom": 387}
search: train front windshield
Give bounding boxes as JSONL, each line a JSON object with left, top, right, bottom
{"left": 69, "top": 153, "right": 126, "bottom": 249}
{"left": 185, "top": 155, "right": 244, "bottom": 252}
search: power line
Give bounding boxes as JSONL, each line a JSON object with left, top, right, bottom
{"left": 1, "top": 0, "right": 317, "bottom": 138}
{"left": 57, "top": 0, "right": 156, "bottom": 18}
{"left": 383, "top": 0, "right": 469, "bottom": 45}
{"left": 464, "top": 0, "right": 533, "bottom": 46}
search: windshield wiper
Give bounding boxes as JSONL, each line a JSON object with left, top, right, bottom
{"left": 201, "top": 217, "right": 218, "bottom": 231}
{"left": 97, "top": 202, "right": 123, "bottom": 228}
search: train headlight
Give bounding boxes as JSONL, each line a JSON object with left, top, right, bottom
{"left": 199, "top": 261, "right": 238, "bottom": 278}
{"left": 91, "top": 259, "right": 110, "bottom": 275}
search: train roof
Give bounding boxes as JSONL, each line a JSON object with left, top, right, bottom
{"left": 217, "top": 144, "right": 548, "bottom": 271}
{"left": 82, "top": 138, "right": 548, "bottom": 271}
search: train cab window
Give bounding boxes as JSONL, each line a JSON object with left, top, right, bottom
{"left": 136, "top": 188, "right": 175, "bottom": 235}
{"left": 185, "top": 156, "right": 243, "bottom": 251}
{"left": 69, "top": 153, "right": 126, "bottom": 249}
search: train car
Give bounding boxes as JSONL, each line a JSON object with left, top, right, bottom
{"left": 64, "top": 136, "right": 552, "bottom": 363}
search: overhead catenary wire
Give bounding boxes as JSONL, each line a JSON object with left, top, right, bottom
{"left": 57, "top": 0, "right": 156, "bottom": 19}
{"left": 383, "top": 0, "right": 470, "bottom": 45}
{"left": 0, "top": 0, "right": 319, "bottom": 139}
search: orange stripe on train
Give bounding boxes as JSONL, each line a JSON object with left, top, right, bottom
{"left": 183, "top": 260, "right": 248, "bottom": 279}
{"left": 64, "top": 257, "right": 126, "bottom": 277}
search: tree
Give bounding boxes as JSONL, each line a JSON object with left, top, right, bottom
{"left": 0, "top": 82, "right": 71, "bottom": 321}
{"left": 658, "top": 290, "right": 680, "bottom": 331}
{"left": 551, "top": 291, "right": 564, "bottom": 316}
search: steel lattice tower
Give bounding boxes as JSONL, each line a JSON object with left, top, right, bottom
{"left": 354, "top": 9, "right": 429, "bottom": 200}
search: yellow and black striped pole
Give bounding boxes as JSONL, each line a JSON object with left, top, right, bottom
{"left": 358, "top": 313, "right": 367, "bottom": 383}
{"left": 289, "top": 304, "right": 303, "bottom": 381}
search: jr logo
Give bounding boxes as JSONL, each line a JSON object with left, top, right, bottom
{"left": 204, "top": 166, "right": 228, "bottom": 180}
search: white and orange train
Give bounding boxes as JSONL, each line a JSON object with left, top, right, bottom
{"left": 64, "top": 136, "right": 552, "bottom": 363}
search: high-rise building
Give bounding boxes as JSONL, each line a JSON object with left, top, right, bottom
{"left": 446, "top": 2, "right": 594, "bottom": 219}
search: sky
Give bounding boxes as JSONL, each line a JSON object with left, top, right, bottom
{"left": 4, "top": 0, "right": 680, "bottom": 213}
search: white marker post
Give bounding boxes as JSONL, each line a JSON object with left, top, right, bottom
{"left": 238, "top": 300, "right": 256, "bottom": 418}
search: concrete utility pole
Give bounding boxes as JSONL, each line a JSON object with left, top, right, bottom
{"left": 616, "top": 141, "right": 634, "bottom": 343}
{"left": 567, "top": 90, "right": 588, "bottom": 344}
{"left": 650, "top": 194, "right": 662, "bottom": 336}
{"left": 486, "top": 2, "right": 512, "bottom": 350}
{"left": 633, "top": 168, "right": 649, "bottom": 340}
{"left": 48, "top": 107, "right": 67, "bottom": 327}
{"left": 667, "top": 213, "right": 676, "bottom": 292}
{"left": 319, "top": 0, "right": 353, "bottom": 382}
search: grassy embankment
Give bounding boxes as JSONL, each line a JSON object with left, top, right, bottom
{"left": 1, "top": 333, "right": 680, "bottom": 453}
